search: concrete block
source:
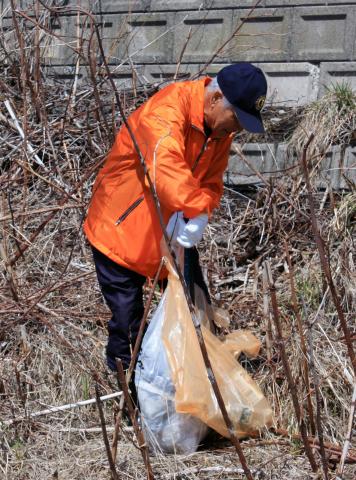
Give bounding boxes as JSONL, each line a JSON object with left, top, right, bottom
{"left": 0, "top": 15, "right": 14, "bottom": 48}
{"left": 111, "top": 12, "right": 174, "bottom": 63}
{"left": 37, "top": 11, "right": 174, "bottom": 64}
{"left": 286, "top": 145, "right": 355, "bottom": 190}
{"left": 230, "top": 8, "right": 291, "bottom": 62}
{"left": 224, "top": 143, "right": 354, "bottom": 189}
{"left": 282, "top": 145, "right": 352, "bottom": 189}
{"left": 0, "top": 12, "right": 41, "bottom": 54}
{"left": 225, "top": 142, "right": 281, "bottom": 185}
{"left": 319, "top": 62, "right": 356, "bottom": 96}
{"left": 192, "top": 62, "right": 320, "bottom": 106}
{"left": 42, "top": 14, "right": 98, "bottom": 65}
{"left": 143, "top": 63, "right": 198, "bottom": 83}
{"left": 173, "top": 10, "right": 233, "bottom": 63}
{"left": 44, "top": 13, "right": 137, "bottom": 65}
{"left": 256, "top": 62, "right": 320, "bottom": 106}
{"left": 292, "top": 6, "right": 355, "bottom": 61}
{"left": 46, "top": 13, "right": 135, "bottom": 65}
{"left": 0, "top": 1, "right": 101, "bottom": 17}
{"left": 278, "top": 144, "right": 350, "bottom": 189}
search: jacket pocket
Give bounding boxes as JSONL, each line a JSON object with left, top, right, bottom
{"left": 115, "top": 195, "right": 144, "bottom": 225}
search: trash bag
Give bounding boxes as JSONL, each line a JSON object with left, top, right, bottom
{"left": 161, "top": 262, "right": 273, "bottom": 439}
{"left": 135, "top": 289, "right": 209, "bottom": 454}
{"left": 136, "top": 255, "right": 272, "bottom": 453}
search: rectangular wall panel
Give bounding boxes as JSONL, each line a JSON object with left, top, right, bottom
{"left": 226, "top": 143, "right": 279, "bottom": 185}
{"left": 111, "top": 12, "right": 174, "bottom": 63}
{"left": 40, "top": 14, "right": 77, "bottom": 65}
{"left": 319, "top": 62, "right": 356, "bottom": 95}
{"left": 42, "top": 13, "right": 115, "bottom": 65}
{"left": 173, "top": 10, "right": 233, "bottom": 63}
{"left": 256, "top": 62, "right": 320, "bottom": 106}
{"left": 292, "top": 6, "right": 355, "bottom": 61}
{"left": 226, "top": 144, "right": 351, "bottom": 188}
{"left": 1, "top": 0, "right": 33, "bottom": 16}
{"left": 230, "top": 8, "right": 291, "bottom": 62}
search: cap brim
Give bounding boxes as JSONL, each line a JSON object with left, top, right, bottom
{"left": 234, "top": 106, "right": 265, "bottom": 134}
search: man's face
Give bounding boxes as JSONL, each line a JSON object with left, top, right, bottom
{"left": 204, "top": 91, "right": 243, "bottom": 138}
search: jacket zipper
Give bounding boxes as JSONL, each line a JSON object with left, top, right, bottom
{"left": 115, "top": 195, "right": 144, "bottom": 225}
{"left": 192, "top": 137, "right": 209, "bottom": 173}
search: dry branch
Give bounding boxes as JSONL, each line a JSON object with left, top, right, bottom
{"left": 95, "top": 384, "right": 120, "bottom": 480}
{"left": 115, "top": 359, "right": 154, "bottom": 480}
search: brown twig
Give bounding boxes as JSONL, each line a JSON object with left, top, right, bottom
{"left": 305, "top": 301, "right": 329, "bottom": 479}
{"left": 95, "top": 384, "right": 120, "bottom": 480}
{"left": 272, "top": 428, "right": 356, "bottom": 464}
{"left": 115, "top": 359, "right": 154, "bottom": 480}
{"left": 174, "top": 26, "right": 192, "bottom": 81}
{"left": 338, "top": 382, "right": 356, "bottom": 474}
{"left": 284, "top": 242, "right": 316, "bottom": 435}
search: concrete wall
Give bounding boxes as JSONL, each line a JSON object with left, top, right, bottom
{"left": 1, "top": 0, "right": 355, "bottom": 187}
{"left": 226, "top": 144, "right": 356, "bottom": 189}
{"left": 2, "top": 0, "right": 356, "bottom": 107}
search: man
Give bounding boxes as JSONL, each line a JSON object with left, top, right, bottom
{"left": 84, "top": 62, "right": 267, "bottom": 376}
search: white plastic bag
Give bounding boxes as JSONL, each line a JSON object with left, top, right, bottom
{"left": 135, "top": 290, "right": 208, "bottom": 454}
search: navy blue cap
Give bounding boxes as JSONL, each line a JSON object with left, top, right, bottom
{"left": 217, "top": 62, "right": 267, "bottom": 133}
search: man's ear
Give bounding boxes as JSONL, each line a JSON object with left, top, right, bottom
{"left": 211, "top": 91, "right": 223, "bottom": 108}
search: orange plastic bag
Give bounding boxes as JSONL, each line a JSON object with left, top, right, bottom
{"left": 161, "top": 262, "right": 273, "bottom": 439}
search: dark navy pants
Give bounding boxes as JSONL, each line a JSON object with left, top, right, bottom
{"left": 92, "top": 246, "right": 210, "bottom": 372}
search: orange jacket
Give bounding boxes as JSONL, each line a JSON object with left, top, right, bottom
{"left": 84, "top": 78, "right": 233, "bottom": 277}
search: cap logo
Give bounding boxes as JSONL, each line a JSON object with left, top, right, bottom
{"left": 255, "top": 95, "right": 265, "bottom": 111}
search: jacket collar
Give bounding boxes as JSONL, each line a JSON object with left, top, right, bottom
{"left": 190, "top": 77, "right": 211, "bottom": 133}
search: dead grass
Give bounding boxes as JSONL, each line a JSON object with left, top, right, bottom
{"left": 1, "top": 5, "right": 355, "bottom": 480}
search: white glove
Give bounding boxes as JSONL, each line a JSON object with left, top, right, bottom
{"left": 177, "top": 213, "right": 208, "bottom": 248}
{"left": 166, "top": 211, "right": 186, "bottom": 244}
